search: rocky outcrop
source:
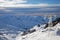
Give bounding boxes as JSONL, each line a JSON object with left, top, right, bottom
{"left": 44, "top": 18, "right": 60, "bottom": 29}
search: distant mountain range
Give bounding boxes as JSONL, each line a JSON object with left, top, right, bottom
{"left": 0, "top": 15, "right": 60, "bottom": 31}
{"left": 0, "top": 7, "right": 60, "bottom": 33}
{"left": 0, "top": 7, "right": 60, "bottom": 14}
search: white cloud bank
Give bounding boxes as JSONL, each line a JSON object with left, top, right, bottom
{"left": 0, "top": 0, "right": 27, "bottom": 6}
{"left": 0, "top": 0, "right": 27, "bottom": 3}
{"left": 0, "top": 0, "right": 60, "bottom": 8}
{"left": 0, "top": 4, "right": 49, "bottom": 8}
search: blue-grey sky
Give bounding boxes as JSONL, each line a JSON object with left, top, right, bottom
{"left": 0, "top": 0, "right": 60, "bottom": 4}
{"left": 0, "top": 0, "right": 60, "bottom": 5}
{"left": 0, "top": 0, "right": 60, "bottom": 7}
{"left": 0, "top": 0, "right": 60, "bottom": 15}
{"left": 26, "top": 0, "right": 60, "bottom": 4}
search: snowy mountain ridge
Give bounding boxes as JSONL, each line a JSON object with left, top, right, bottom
{"left": 16, "top": 22, "right": 60, "bottom": 40}
{"left": 0, "top": 18, "right": 60, "bottom": 40}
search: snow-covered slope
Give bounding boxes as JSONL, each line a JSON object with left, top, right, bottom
{"left": 16, "top": 23, "right": 60, "bottom": 40}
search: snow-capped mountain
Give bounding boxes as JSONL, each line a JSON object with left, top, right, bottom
{"left": 16, "top": 18, "right": 60, "bottom": 40}
{"left": 0, "top": 17, "right": 60, "bottom": 40}
{"left": 0, "top": 18, "right": 60, "bottom": 40}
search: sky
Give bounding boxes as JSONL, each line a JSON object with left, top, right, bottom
{"left": 0, "top": 0, "right": 60, "bottom": 4}
{"left": 0, "top": 0, "right": 60, "bottom": 15}
{"left": 26, "top": 0, "right": 60, "bottom": 4}
{"left": 0, "top": 0, "right": 60, "bottom": 7}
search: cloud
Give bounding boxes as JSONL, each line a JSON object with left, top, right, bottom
{"left": 0, "top": 7, "right": 6, "bottom": 9}
{"left": 0, "top": 0, "right": 27, "bottom": 4}
{"left": 3, "top": 10, "right": 13, "bottom": 12}
{"left": 14, "top": 0, "right": 27, "bottom": 3}
{"left": 0, "top": 0, "right": 60, "bottom": 8}
{"left": 0, "top": 2, "right": 60, "bottom": 8}
{"left": 38, "top": 7, "right": 60, "bottom": 11}
{"left": 0, "top": 0, "right": 4, "bottom": 2}
{"left": 0, "top": 3, "right": 49, "bottom": 8}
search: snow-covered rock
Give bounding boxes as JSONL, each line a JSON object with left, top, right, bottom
{"left": 16, "top": 23, "right": 60, "bottom": 40}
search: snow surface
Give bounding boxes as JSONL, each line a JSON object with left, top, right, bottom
{"left": 16, "top": 23, "right": 60, "bottom": 40}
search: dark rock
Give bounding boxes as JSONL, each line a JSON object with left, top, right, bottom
{"left": 44, "top": 18, "right": 60, "bottom": 29}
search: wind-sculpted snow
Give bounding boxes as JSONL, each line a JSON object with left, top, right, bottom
{"left": 16, "top": 23, "right": 60, "bottom": 40}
